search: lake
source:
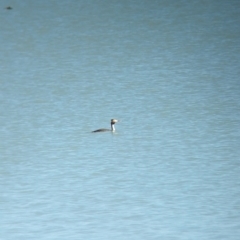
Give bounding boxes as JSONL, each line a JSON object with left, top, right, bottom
{"left": 1, "top": 0, "right": 240, "bottom": 239}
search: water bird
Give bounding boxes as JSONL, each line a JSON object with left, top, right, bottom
{"left": 6, "top": 6, "right": 12, "bottom": 10}
{"left": 92, "top": 119, "right": 118, "bottom": 133}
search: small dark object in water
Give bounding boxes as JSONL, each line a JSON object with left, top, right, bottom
{"left": 6, "top": 6, "right": 12, "bottom": 10}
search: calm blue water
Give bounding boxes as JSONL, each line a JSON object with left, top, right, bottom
{"left": 1, "top": 0, "right": 240, "bottom": 239}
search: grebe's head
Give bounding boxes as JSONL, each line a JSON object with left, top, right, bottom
{"left": 111, "top": 119, "right": 118, "bottom": 124}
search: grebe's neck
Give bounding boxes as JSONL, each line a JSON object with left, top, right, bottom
{"left": 111, "top": 123, "right": 115, "bottom": 132}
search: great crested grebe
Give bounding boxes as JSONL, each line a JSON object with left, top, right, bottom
{"left": 92, "top": 119, "right": 118, "bottom": 133}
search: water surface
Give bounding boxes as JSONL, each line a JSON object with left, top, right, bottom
{"left": 1, "top": 1, "right": 240, "bottom": 239}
